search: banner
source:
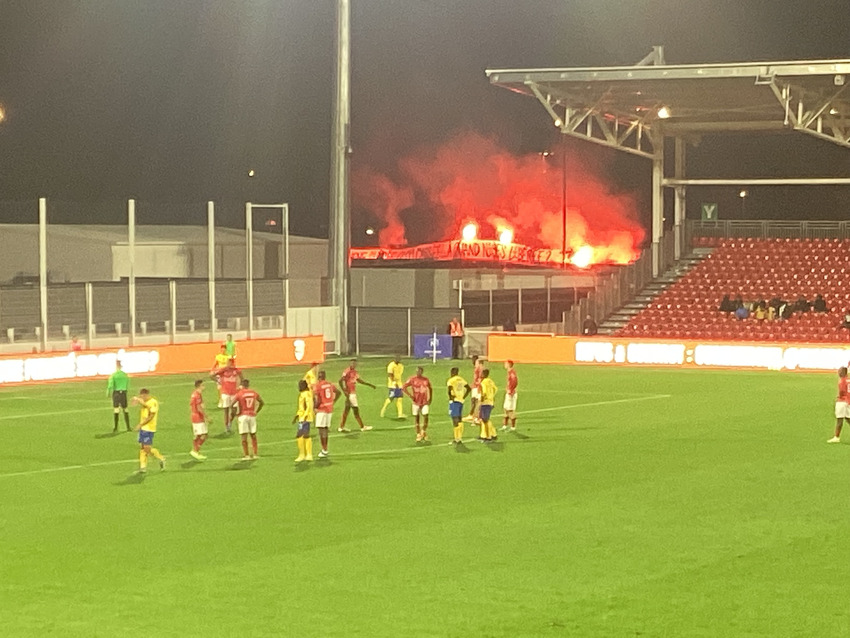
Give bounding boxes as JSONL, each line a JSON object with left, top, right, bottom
{"left": 487, "top": 333, "right": 850, "bottom": 373}
{"left": 350, "top": 239, "right": 567, "bottom": 267}
{"left": 412, "top": 334, "right": 452, "bottom": 360}
{"left": 0, "top": 335, "right": 324, "bottom": 387}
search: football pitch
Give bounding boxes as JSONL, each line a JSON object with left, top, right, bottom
{"left": 1, "top": 358, "right": 847, "bottom": 637}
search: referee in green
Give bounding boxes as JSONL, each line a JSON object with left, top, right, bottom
{"left": 107, "top": 361, "right": 131, "bottom": 432}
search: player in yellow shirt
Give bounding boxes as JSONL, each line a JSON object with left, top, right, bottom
{"left": 478, "top": 369, "right": 498, "bottom": 442}
{"left": 380, "top": 356, "right": 406, "bottom": 419}
{"left": 447, "top": 367, "right": 471, "bottom": 444}
{"left": 303, "top": 362, "right": 319, "bottom": 388}
{"left": 292, "top": 379, "right": 315, "bottom": 462}
{"left": 213, "top": 345, "right": 230, "bottom": 371}
{"left": 132, "top": 388, "right": 166, "bottom": 473}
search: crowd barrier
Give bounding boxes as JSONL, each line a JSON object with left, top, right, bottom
{"left": 487, "top": 333, "right": 850, "bottom": 373}
{"left": 0, "top": 335, "right": 324, "bottom": 387}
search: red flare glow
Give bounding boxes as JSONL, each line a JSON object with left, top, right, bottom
{"left": 352, "top": 132, "right": 645, "bottom": 266}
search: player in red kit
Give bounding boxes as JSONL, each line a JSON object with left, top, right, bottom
{"left": 189, "top": 379, "right": 210, "bottom": 460}
{"left": 464, "top": 355, "right": 484, "bottom": 423}
{"left": 338, "top": 359, "right": 376, "bottom": 432}
{"left": 828, "top": 366, "right": 850, "bottom": 443}
{"left": 403, "top": 366, "right": 433, "bottom": 442}
{"left": 314, "top": 370, "right": 341, "bottom": 457}
{"left": 502, "top": 360, "right": 518, "bottom": 432}
{"left": 233, "top": 379, "right": 264, "bottom": 459}
{"left": 210, "top": 358, "right": 241, "bottom": 434}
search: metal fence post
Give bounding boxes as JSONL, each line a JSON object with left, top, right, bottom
{"left": 169, "top": 279, "right": 177, "bottom": 345}
{"left": 38, "top": 197, "right": 48, "bottom": 351}
{"left": 85, "top": 282, "right": 94, "bottom": 348}
{"left": 128, "top": 199, "right": 136, "bottom": 347}
{"left": 355, "top": 306, "right": 360, "bottom": 355}
{"left": 407, "top": 307, "right": 412, "bottom": 357}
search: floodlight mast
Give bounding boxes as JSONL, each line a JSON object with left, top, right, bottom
{"left": 329, "top": 0, "right": 351, "bottom": 354}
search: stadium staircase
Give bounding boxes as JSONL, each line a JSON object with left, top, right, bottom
{"left": 598, "top": 251, "right": 710, "bottom": 335}
{"left": 615, "top": 237, "right": 850, "bottom": 343}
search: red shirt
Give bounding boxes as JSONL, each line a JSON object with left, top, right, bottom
{"left": 472, "top": 366, "right": 483, "bottom": 389}
{"left": 342, "top": 367, "right": 359, "bottom": 394}
{"left": 315, "top": 380, "right": 337, "bottom": 413}
{"left": 219, "top": 367, "right": 241, "bottom": 395}
{"left": 839, "top": 378, "right": 849, "bottom": 403}
{"left": 506, "top": 369, "right": 518, "bottom": 395}
{"left": 234, "top": 388, "right": 261, "bottom": 416}
{"left": 403, "top": 375, "right": 432, "bottom": 407}
{"left": 190, "top": 390, "right": 205, "bottom": 422}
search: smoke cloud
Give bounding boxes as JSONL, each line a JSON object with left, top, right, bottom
{"left": 352, "top": 131, "right": 645, "bottom": 264}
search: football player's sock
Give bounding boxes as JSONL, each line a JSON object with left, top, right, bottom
{"left": 503, "top": 415, "right": 509, "bottom": 427}
{"left": 511, "top": 417, "right": 516, "bottom": 428}
{"left": 251, "top": 437, "right": 258, "bottom": 455}
{"left": 304, "top": 437, "right": 313, "bottom": 458}
{"left": 192, "top": 438, "right": 199, "bottom": 452}
{"left": 340, "top": 410, "right": 349, "bottom": 428}
{"left": 457, "top": 422, "right": 464, "bottom": 440}
{"left": 396, "top": 398, "right": 403, "bottom": 417}
{"left": 487, "top": 422, "right": 497, "bottom": 439}
{"left": 113, "top": 413, "right": 119, "bottom": 429}
{"left": 355, "top": 414, "right": 366, "bottom": 429}
{"left": 479, "top": 422, "right": 488, "bottom": 439}
{"left": 380, "top": 398, "right": 391, "bottom": 416}
{"left": 149, "top": 447, "right": 164, "bottom": 461}
{"left": 139, "top": 449, "right": 148, "bottom": 469}
{"left": 123, "top": 412, "right": 130, "bottom": 429}
{"left": 452, "top": 425, "right": 458, "bottom": 440}
{"left": 296, "top": 437, "right": 305, "bottom": 457}
{"left": 242, "top": 439, "right": 249, "bottom": 456}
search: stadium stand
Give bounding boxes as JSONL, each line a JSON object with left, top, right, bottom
{"left": 617, "top": 237, "right": 850, "bottom": 343}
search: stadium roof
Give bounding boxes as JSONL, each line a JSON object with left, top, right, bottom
{"left": 486, "top": 57, "right": 850, "bottom": 157}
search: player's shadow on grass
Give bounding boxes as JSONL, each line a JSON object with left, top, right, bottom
{"left": 510, "top": 431, "right": 530, "bottom": 440}
{"left": 94, "top": 431, "right": 123, "bottom": 439}
{"left": 181, "top": 460, "right": 202, "bottom": 470}
{"left": 485, "top": 441, "right": 505, "bottom": 452}
{"left": 213, "top": 432, "right": 234, "bottom": 440}
{"left": 114, "top": 472, "right": 146, "bottom": 486}
{"left": 226, "top": 460, "right": 255, "bottom": 471}
{"left": 454, "top": 442, "right": 472, "bottom": 454}
{"left": 315, "top": 458, "right": 333, "bottom": 469}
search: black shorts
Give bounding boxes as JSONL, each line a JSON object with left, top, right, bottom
{"left": 112, "top": 390, "right": 128, "bottom": 409}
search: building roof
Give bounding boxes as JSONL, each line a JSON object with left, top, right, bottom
{"left": 487, "top": 58, "right": 850, "bottom": 155}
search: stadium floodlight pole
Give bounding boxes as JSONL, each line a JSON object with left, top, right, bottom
{"left": 128, "top": 199, "right": 136, "bottom": 347}
{"left": 246, "top": 202, "right": 254, "bottom": 339}
{"left": 38, "top": 197, "right": 48, "bottom": 351}
{"left": 561, "top": 133, "right": 567, "bottom": 269}
{"left": 207, "top": 201, "right": 217, "bottom": 340}
{"left": 283, "top": 203, "right": 290, "bottom": 334}
{"left": 328, "top": 0, "right": 351, "bottom": 354}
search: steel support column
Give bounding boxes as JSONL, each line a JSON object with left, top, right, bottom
{"left": 673, "top": 138, "right": 686, "bottom": 260}
{"left": 651, "top": 135, "right": 664, "bottom": 277}
{"left": 207, "top": 201, "right": 216, "bottom": 339}
{"left": 128, "top": 199, "right": 136, "bottom": 346}
{"left": 38, "top": 198, "right": 48, "bottom": 351}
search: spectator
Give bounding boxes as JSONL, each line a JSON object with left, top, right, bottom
{"left": 718, "top": 295, "right": 735, "bottom": 312}
{"left": 734, "top": 295, "right": 745, "bottom": 311}
{"left": 780, "top": 302, "right": 793, "bottom": 320}
{"left": 793, "top": 296, "right": 811, "bottom": 313}
{"left": 813, "top": 294, "right": 828, "bottom": 313}
{"left": 448, "top": 317, "right": 464, "bottom": 359}
{"left": 735, "top": 305, "right": 749, "bottom": 321}
{"left": 767, "top": 304, "right": 777, "bottom": 321}
{"left": 754, "top": 302, "right": 767, "bottom": 321}
{"left": 582, "top": 315, "right": 598, "bottom": 336}
{"left": 841, "top": 313, "right": 850, "bottom": 331}
{"left": 769, "top": 296, "right": 782, "bottom": 312}
{"left": 70, "top": 335, "right": 83, "bottom": 352}
{"left": 502, "top": 317, "right": 517, "bottom": 332}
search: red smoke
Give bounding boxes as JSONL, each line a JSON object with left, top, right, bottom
{"left": 352, "top": 132, "right": 645, "bottom": 265}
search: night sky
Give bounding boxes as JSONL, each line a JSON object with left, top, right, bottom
{"left": 0, "top": 0, "right": 849, "bottom": 236}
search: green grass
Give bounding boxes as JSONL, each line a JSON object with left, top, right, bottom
{"left": 0, "top": 359, "right": 847, "bottom": 637}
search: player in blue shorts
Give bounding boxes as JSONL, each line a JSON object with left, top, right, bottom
{"left": 446, "top": 367, "right": 471, "bottom": 444}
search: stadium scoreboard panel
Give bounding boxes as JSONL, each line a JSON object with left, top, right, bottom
{"left": 488, "top": 334, "right": 850, "bottom": 372}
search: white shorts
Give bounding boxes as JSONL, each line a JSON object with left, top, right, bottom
{"left": 503, "top": 394, "right": 517, "bottom": 412}
{"left": 192, "top": 421, "right": 208, "bottom": 437}
{"left": 218, "top": 394, "right": 234, "bottom": 409}
{"left": 316, "top": 412, "right": 332, "bottom": 429}
{"left": 836, "top": 402, "right": 850, "bottom": 419}
{"left": 411, "top": 404, "right": 430, "bottom": 416}
{"left": 471, "top": 388, "right": 481, "bottom": 400}
{"left": 237, "top": 415, "right": 257, "bottom": 435}
{"left": 346, "top": 393, "right": 359, "bottom": 408}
